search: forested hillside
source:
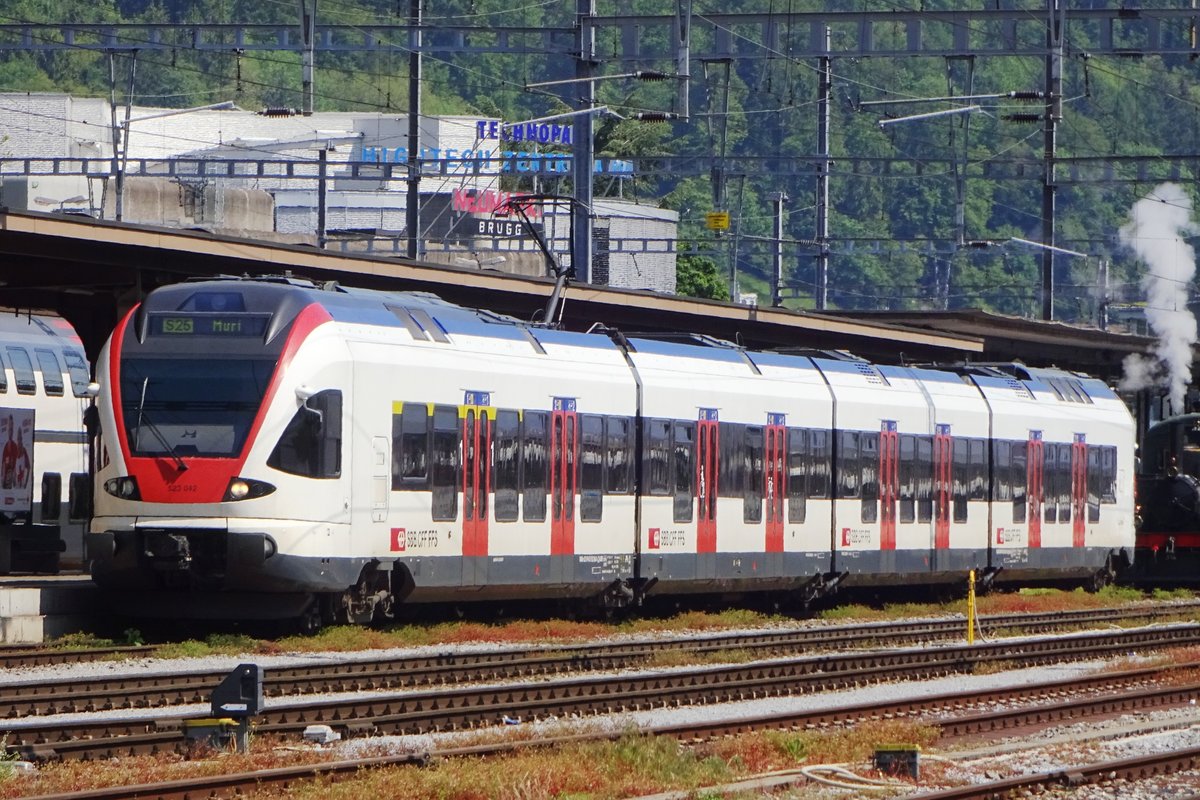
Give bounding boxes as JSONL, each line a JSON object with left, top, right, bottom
{"left": 1, "top": 0, "right": 1198, "bottom": 323}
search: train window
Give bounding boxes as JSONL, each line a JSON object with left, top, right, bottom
{"left": 6, "top": 348, "right": 35, "bottom": 395}
{"left": 916, "top": 436, "right": 933, "bottom": 523}
{"left": 579, "top": 414, "right": 604, "bottom": 523}
{"left": 34, "top": 349, "right": 64, "bottom": 396}
{"left": 838, "top": 430, "right": 860, "bottom": 499}
{"left": 719, "top": 424, "right": 745, "bottom": 498}
{"left": 899, "top": 434, "right": 915, "bottom": 523}
{"left": 1087, "top": 445, "right": 1101, "bottom": 523}
{"left": 952, "top": 438, "right": 969, "bottom": 523}
{"left": 809, "top": 429, "right": 830, "bottom": 499}
{"left": 68, "top": 472, "right": 90, "bottom": 521}
{"left": 673, "top": 421, "right": 694, "bottom": 523}
{"left": 1101, "top": 446, "right": 1117, "bottom": 503}
{"left": 393, "top": 403, "right": 429, "bottom": 487}
{"left": 267, "top": 389, "right": 342, "bottom": 479}
{"left": 969, "top": 439, "right": 986, "bottom": 501}
{"left": 787, "top": 427, "right": 806, "bottom": 524}
{"left": 182, "top": 291, "right": 246, "bottom": 312}
{"left": 646, "top": 419, "right": 671, "bottom": 496}
{"left": 493, "top": 410, "right": 520, "bottom": 523}
{"left": 40, "top": 472, "right": 61, "bottom": 522}
{"left": 993, "top": 441, "right": 1012, "bottom": 502}
{"left": 63, "top": 349, "right": 90, "bottom": 397}
{"left": 745, "top": 426, "right": 763, "bottom": 523}
{"left": 0, "top": 352, "right": 6, "bottom": 392}
{"left": 430, "top": 406, "right": 459, "bottom": 521}
{"left": 605, "top": 417, "right": 631, "bottom": 494}
{"left": 1058, "top": 443, "right": 1072, "bottom": 523}
{"left": 1012, "top": 441, "right": 1027, "bottom": 523}
{"left": 860, "top": 432, "right": 878, "bottom": 523}
{"left": 1043, "top": 445, "right": 1059, "bottom": 524}
{"left": 522, "top": 411, "right": 548, "bottom": 522}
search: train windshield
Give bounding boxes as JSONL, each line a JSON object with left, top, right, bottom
{"left": 119, "top": 357, "right": 277, "bottom": 458}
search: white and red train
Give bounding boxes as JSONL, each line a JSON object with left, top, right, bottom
{"left": 87, "top": 277, "right": 1136, "bottom": 627}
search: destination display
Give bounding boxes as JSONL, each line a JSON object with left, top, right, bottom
{"left": 149, "top": 314, "right": 270, "bottom": 337}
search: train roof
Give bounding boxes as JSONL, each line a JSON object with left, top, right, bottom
{"left": 144, "top": 277, "right": 1116, "bottom": 396}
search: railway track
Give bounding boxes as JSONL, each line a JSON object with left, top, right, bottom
{"left": 9, "top": 623, "right": 1200, "bottom": 762}
{"left": 4, "top": 601, "right": 1198, "bottom": 718}
{"left": 15, "top": 659, "right": 1200, "bottom": 800}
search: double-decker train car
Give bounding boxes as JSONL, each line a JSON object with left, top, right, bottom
{"left": 87, "top": 277, "right": 1136, "bottom": 628}
{"left": 0, "top": 312, "right": 93, "bottom": 572}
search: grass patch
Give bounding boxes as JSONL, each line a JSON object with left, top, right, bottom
{"left": 46, "top": 632, "right": 117, "bottom": 650}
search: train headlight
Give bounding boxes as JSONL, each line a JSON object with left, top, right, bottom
{"left": 103, "top": 476, "right": 140, "bottom": 500}
{"left": 223, "top": 477, "right": 276, "bottom": 502}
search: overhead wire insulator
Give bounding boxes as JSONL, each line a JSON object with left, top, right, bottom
{"left": 634, "top": 70, "right": 670, "bottom": 81}
{"left": 635, "top": 112, "right": 679, "bottom": 122}
{"left": 1003, "top": 113, "right": 1043, "bottom": 123}
{"left": 1006, "top": 91, "right": 1045, "bottom": 101}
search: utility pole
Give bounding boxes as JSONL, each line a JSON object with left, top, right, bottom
{"left": 1042, "top": 0, "right": 1065, "bottom": 321}
{"left": 406, "top": 0, "right": 422, "bottom": 260}
{"left": 814, "top": 26, "right": 831, "bottom": 311}
{"left": 108, "top": 51, "right": 137, "bottom": 223}
{"left": 299, "top": 0, "right": 316, "bottom": 115}
{"left": 1096, "top": 259, "right": 1109, "bottom": 330}
{"left": 771, "top": 192, "right": 787, "bottom": 307}
{"left": 571, "top": 0, "right": 596, "bottom": 284}
{"left": 317, "top": 148, "right": 328, "bottom": 249}
{"left": 675, "top": 0, "right": 691, "bottom": 121}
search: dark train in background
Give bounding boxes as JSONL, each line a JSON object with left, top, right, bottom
{"left": 1129, "top": 413, "right": 1200, "bottom": 584}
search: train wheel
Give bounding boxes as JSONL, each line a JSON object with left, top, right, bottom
{"left": 294, "top": 599, "right": 325, "bottom": 635}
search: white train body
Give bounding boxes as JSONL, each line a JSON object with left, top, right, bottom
{"left": 88, "top": 279, "right": 1135, "bottom": 622}
{"left": 0, "top": 312, "right": 91, "bottom": 571}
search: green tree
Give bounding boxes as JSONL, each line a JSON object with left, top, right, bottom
{"left": 676, "top": 253, "right": 729, "bottom": 301}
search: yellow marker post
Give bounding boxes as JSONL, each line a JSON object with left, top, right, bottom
{"left": 966, "top": 569, "right": 976, "bottom": 645}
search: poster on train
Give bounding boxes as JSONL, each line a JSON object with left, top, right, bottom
{"left": 0, "top": 408, "right": 33, "bottom": 513}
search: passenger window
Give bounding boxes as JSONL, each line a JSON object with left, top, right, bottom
{"left": 993, "top": 441, "right": 1012, "bottom": 502}
{"left": 34, "top": 349, "right": 64, "bottom": 396}
{"left": 899, "top": 434, "right": 915, "bottom": 523}
{"left": 1087, "top": 445, "right": 1101, "bottom": 523}
{"left": 808, "top": 429, "right": 830, "bottom": 499}
{"left": 719, "top": 423, "right": 745, "bottom": 498}
{"left": 952, "top": 439, "right": 969, "bottom": 523}
{"left": 838, "top": 430, "right": 860, "bottom": 499}
{"left": 267, "top": 390, "right": 342, "bottom": 478}
{"left": 673, "top": 421, "right": 694, "bottom": 523}
{"left": 745, "top": 426, "right": 763, "bottom": 523}
{"left": 493, "top": 410, "right": 520, "bottom": 523}
{"left": 393, "top": 403, "right": 429, "bottom": 488}
{"left": 522, "top": 411, "right": 548, "bottom": 522}
{"left": 606, "top": 417, "right": 631, "bottom": 494}
{"left": 6, "top": 348, "right": 35, "bottom": 395}
{"left": 1101, "top": 446, "right": 1117, "bottom": 503}
{"left": 861, "top": 432, "right": 878, "bottom": 523}
{"left": 646, "top": 419, "right": 671, "bottom": 496}
{"left": 579, "top": 414, "right": 604, "bottom": 523}
{"left": 916, "top": 436, "right": 933, "bottom": 523}
{"left": 787, "top": 427, "right": 806, "bottom": 524}
{"left": 431, "top": 406, "right": 459, "bottom": 521}
{"left": 63, "top": 348, "right": 91, "bottom": 397}
{"left": 1012, "top": 441, "right": 1027, "bottom": 523}
{"left": 1044, "top": 445, "right": 1058, "bottom": 524}
{"left": 1058, "top": 443, "right": 1073, "bottom": 523}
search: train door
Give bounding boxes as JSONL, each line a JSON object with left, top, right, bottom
{"left": 1071, "top": 433, "right": 1086, "bottom": 548}
{"left": 765, "top": 418, "right": 786, "bottom": 575}
{"left": 880, "top": 421, "right": 898, "bottom": 551}
{"left": 550, "top": 398, "right": 577, "bottom": 582}
{"left": 370, "top": 436, "right": 389, "bottom": 523}
{"left": 1027, "top": 431, "right": 1044, "bottom": 548}
{"left": 696, "top": 411, "right": 719, "bottom": 579}
{"left": 461, "top": 394, "right": 493, "bottom": 586}
{"left": 933, "top": 424, "right": 952, "bottom": 564}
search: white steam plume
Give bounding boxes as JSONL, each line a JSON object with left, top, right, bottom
{"left": 1118, "top": 182, "right": 1198, "bottom": 415}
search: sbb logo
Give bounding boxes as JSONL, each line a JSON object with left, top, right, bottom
{"left": 841, "top": 527, "right": 851, "bottom": 546}
{"left": 390, "top": 528, "right": 406, "bottom": 552}
{"left": 648, "top": 528, "right": 660, "bottom": 550}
